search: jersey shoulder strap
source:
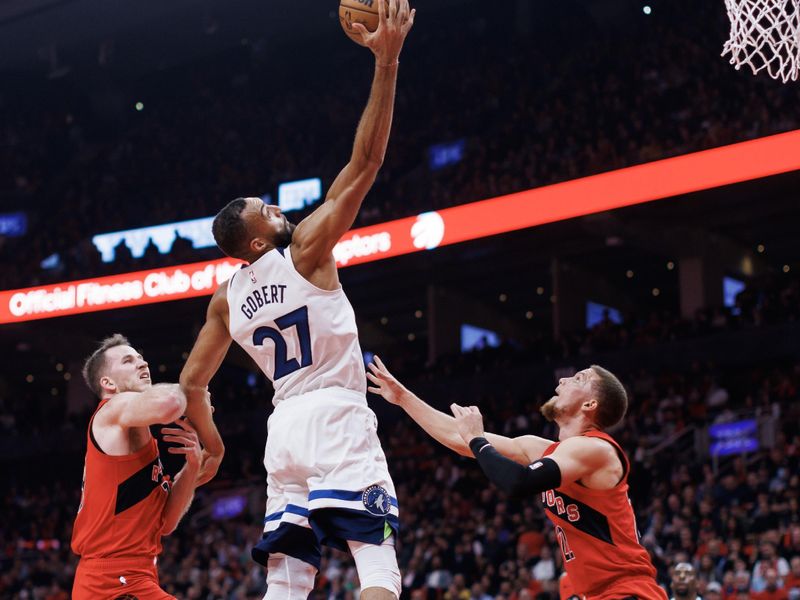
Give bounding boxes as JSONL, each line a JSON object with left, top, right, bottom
{"left": 87, "top": 398, "right": 112, "bottom": 455}
{"left": 583, "top": 430, "right": 630, "bottom": 482}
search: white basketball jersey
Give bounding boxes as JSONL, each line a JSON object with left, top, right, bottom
{"left": 227, "top": 246, "right": 366, "bottom": 405}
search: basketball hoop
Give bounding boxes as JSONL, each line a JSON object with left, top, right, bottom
{"left": 722, "top": 0, "right": 800, "bottom": 83}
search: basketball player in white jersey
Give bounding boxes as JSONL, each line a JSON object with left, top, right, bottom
{"left": 179, "top": 2, "right": 414, "bottom": 599}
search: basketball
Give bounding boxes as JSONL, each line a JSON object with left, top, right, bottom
{"left": 339, "top": 0, "right": 383, "bottom": 46}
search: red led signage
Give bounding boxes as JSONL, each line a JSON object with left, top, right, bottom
{"left": 2, "top": 129, "right": 799, "bottom": 323}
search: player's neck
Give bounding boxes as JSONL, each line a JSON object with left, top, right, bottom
{"left": 244, "top": 249, "right": 268, "bottom": 264}
{"left": 556, "top": 417, "right": 598, "bottom": 441}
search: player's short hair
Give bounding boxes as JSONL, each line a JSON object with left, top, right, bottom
{"left": 82, "top": 334, "right": 130, "bottom": 398}
{"left": 212, "top": 198, "right": 249, "bottom": 259}
{"left": 590, "top": 365, "right": 628, "bottom": 429}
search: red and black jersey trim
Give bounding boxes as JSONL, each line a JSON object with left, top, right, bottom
{"left": 543, "top": 490, "right": 614, "bottom": 545}
{"left": 114, "top": 456, "right": 167, "bottom": 515}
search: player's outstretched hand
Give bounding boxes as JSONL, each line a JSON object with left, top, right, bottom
{"left": 352, "top": 0, "right": 415, "bottom": 64}
{"left": 450, "top": 404, "right": 486, "bottom": 444}
{"left": 162, "top": 418, "right": 202, "bottom": 473}
{"left": 367, "top": 355, "right": 410, "bottom": 406}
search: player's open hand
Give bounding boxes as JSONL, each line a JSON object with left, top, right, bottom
{"left": 352, "top": 0, "right": 415, "bottom": 64}
{"left": 450, "top": 404, "right": 486, "bottom": 444}
{"left": 162, "top": 418, "right": 202, "bottom": 472}
{"left": 367, "top": 355, "right": 409, "bottom": 406}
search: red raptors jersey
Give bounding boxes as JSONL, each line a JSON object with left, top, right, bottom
{"left": 71, "top": 399, "right": 170, "bottom": 559}
{"left": 541, "top": 431, "right": 656, "bottom": 596}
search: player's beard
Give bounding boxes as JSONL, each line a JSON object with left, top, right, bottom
{"left": 540, "top": 397, "right": 559, "bottom": 422}
{"left": 274, "top": 222, "right": 296, "bottom": 248}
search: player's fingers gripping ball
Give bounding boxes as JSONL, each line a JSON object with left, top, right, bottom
{"left": 339, "top": 0, "right": 384, "bottom": 46}
{"left": 340, "top": 0, "right": 414, "bottom": 47}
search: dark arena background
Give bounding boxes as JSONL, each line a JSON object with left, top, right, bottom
{"left": 1, "top": 0, "right": 799, "bottom": 598}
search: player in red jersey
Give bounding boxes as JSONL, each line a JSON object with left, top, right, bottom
{"left": 71, "top": 334, "right": 203, "bottom": 600}
{"left": 367, "top": 358, "right": 667, "bottom": 600}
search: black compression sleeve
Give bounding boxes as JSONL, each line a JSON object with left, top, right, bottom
{"left": 468, "top": 437, "right": 562, "bottom": 497}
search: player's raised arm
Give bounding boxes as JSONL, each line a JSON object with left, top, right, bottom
{"left": 290, "top": 0, "right": 415, "bottom": 272}
{"left": 367, "top": 356, "right": 552, "bottom": 464}
{"left": 179, "top": 285, "right": 231, "bottom": 484}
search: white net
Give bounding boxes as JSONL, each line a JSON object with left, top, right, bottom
{"left": 722, "top": 0, "right": 800, "bottom": 83}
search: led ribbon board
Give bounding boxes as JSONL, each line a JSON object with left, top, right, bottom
{"left": 1, "top": 260, "right": 244, "bottom": 323}
{"left": 2, "top": 129, "right": 799, "bottom": 324}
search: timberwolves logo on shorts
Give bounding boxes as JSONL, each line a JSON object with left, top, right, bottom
{"left": 362, "top": 485, "right": 391, "bottom": 516}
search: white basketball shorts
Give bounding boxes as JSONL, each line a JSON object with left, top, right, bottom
{"left": 251, "top": 387, "right": 399, "bottom": 568}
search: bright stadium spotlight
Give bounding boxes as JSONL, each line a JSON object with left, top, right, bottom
{"left": 135, "top": 102, "right": 144, "bottom": 111}
{"left": 643, "top": 5, "right": 652, "bottom": 15}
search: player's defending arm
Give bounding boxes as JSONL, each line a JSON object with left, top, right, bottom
{"left": 289, "top": 0, "right": 415, "bottom": 275}
{"left": 451, "top": 404, "right": 615, "bottom": 497}
{"left": 367, "top": 356, "right": 552, "bottom": 464}
{"left": 160, "top": 419, "right": 202, "bottom": 535}
{"left": 179, "top": 285, "right": 231, "bottom": 485}
{"left": 99, "top": 384, "right": 186, "bottom": 428}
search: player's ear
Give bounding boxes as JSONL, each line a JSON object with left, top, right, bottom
{"left": 100, "top": 376, "right": 116, "bottom": 394}
{"left": 249, "top": 236, "right": 268, "bottom": 253}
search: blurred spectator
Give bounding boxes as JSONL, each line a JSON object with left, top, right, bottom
{"left": 751, "top": 569, "right": 789, "bottom": 600}
{"left": 753, "top": 543, "right": 791, "bottom": 592}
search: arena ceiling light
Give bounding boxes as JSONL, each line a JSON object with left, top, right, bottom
{"left": 1, "top": 129, "right": 799, "bottom": 324}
